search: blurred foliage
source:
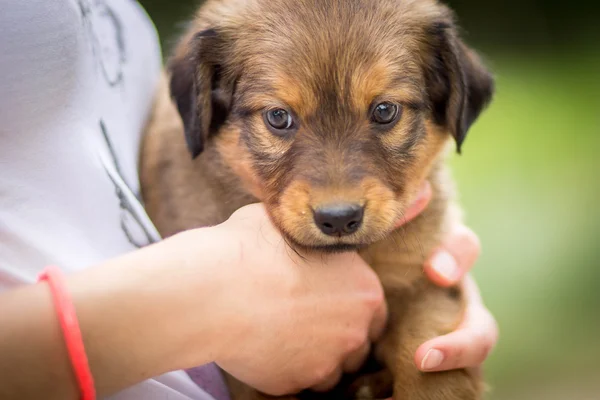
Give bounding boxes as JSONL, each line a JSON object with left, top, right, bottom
{"left": 450, "top": 54, "right": 600, "bottom": 399}
{"left": 140, "top": 1, "right": 600, "bottom": 399}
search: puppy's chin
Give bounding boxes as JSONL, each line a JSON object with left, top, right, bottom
{"left": 293, "top": 241, "right": 364, "bottom": 254}
{"left": 279, "top": 227, "right": 389, "bottom": 254}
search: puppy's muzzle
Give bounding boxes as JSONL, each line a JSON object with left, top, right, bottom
{"left": 313, "top": 203, "right": 364, "bottom": 237}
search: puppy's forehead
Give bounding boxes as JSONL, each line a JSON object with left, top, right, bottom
{"left": 234, "top": 0, "right": 431, "bottom": 115}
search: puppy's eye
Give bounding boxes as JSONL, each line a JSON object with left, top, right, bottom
{"left": 265, "top": 108, "right": 294, "bottom": 132}
{"left": 371, "top": 102, "right": 401, "bottom": 125}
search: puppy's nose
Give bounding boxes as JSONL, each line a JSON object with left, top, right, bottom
{"left": 314, "top": 204, "right": 364, "bottom": 236}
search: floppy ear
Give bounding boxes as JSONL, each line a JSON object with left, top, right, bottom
{"left": 168, "top": 28, "right": 233, "bottom": 159}
{"left": 425, "top": 21, "right": 495, "bottom": 153}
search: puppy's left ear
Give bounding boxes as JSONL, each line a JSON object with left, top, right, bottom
{"left": 168, "top": 28, "right": 234, "bottom": 159}
{"left": 425, "top": 20, "right": 495, "bottom": 153}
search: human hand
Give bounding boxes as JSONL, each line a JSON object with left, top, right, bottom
{"left": 416, "top": 225, "right": 498, "bottom": 372}
{"left": 396, "top": 183, "right": 498, "bottom": 372}
{"left": 205, "top": 182, "right": 496, "bottom": 397}
{"left": 353, "top": 182, "right": 494, "bottom": 400}
{"left": 210, "top": 204, "right": 387, "bottom": 396}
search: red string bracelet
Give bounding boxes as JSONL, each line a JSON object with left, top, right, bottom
{"left": 38, "top": 266, "right": 96, "bottom": 400}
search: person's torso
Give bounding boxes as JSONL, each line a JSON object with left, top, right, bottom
{"left": 0, "top": 0, "right": 161, "bottom": 280}
{"left": 0, "top": 1, "right": 220, "bottom": 399}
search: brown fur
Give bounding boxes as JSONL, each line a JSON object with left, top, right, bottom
{"left": 140, "top": 0, "right": 494, "bottom": 399}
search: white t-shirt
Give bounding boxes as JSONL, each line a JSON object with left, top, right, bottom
{"left": 0, "top": 1, "right": 218, "bottom": 399}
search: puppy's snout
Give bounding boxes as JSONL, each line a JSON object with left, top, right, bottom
{"left": 313, "top": 204, "right": 364, "bottom": 236}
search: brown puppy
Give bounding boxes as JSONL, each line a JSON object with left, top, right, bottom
{"left": 140, "top": 0, "right": 494, "bottom": 399}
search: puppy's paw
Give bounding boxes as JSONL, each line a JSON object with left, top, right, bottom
{"left": 347, "top": 369, "right": 393, "bottom": 400}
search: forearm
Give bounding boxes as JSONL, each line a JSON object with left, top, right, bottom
{"left": 0, "top": 229, "right": 232, "bottom": 399}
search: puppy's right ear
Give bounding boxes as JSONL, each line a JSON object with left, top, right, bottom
{"left": 168, "top": 28, "right": 230, "bottom": 159}
{"left": 424, "top": 19, "right": 495, "bottom": 153}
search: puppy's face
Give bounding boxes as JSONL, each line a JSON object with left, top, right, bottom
{"left": 170, "top": 0, "right": 494, "bottom": 251}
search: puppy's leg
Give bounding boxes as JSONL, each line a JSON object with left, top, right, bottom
{"left": 377, "top": 281, "right": 483, "bottom": 400}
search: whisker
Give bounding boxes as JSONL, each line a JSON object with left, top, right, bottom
{"left": 319, "top": 251, "right": 328, "bottom": 266}
{"left": 284, "top": 236, "right": 308, "bottom": 263}
{"left": 390, "top": 226, "right": 404, "bottom": 253}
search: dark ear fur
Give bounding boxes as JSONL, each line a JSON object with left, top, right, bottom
{"left": 168, "top": 28, "right": 232, "bottom": 159}
{"left": 426, "top": 20, "right": 495, "bottom": 153}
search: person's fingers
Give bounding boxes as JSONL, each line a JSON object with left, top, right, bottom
{"left": 415, "top": 277, "right": 498, "bottom": 372}
{"left": 415, "top": 311, "right": 497, "bottom": 372}
{"left": 394, "top": 181, "right": 432, "bottom": 229}
{"left": 342, "top": 342, "right": 371, "bottom": 374}
{"left": 311, "top": 367, "right": 343, "bottom": 393}
{"left": 424, "top": 225, "right": 481, "bottom": 287}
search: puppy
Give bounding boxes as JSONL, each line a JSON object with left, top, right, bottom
{"left": 140, "top": 0, "right": 494, "bottom": 399}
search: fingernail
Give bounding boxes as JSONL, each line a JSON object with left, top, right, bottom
{"left": 430, "top": 251, "right": 459, "bottom": 282}
{"left": 421, "top": 349, "right": 445, "bottom": 371}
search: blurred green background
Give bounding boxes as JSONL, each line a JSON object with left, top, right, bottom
{"left": 139, "top": 1, "right": 600, "bottom": 399}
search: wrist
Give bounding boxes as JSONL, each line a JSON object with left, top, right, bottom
{"left": 176, "top": 224, "right": 256, "bottom": 367}
{"left": 63, "top": 227, "right": 238, "bottom": 394}
{"left": 155, "top": 227, "right": 243, "bottom": 369}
